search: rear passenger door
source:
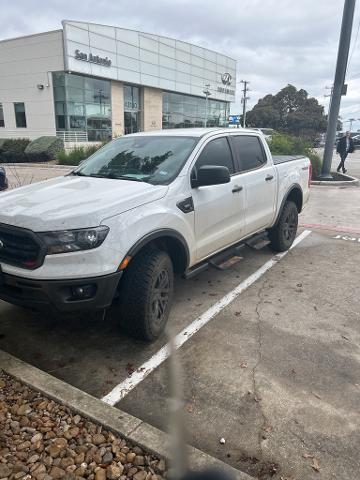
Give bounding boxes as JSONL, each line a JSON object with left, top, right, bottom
{"left": 191, "top": 136, "right": 245, "bottom": 261}
{"left": 230, "top": 135, "right": 277, "bottom": 236}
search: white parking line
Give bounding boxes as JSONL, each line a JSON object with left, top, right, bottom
{"left": 102, "top": 229, "right": 312, "bottom": 406}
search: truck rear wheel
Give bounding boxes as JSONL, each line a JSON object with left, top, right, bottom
{"left": 268, "top": 200, "right": 298, "bottom": 252}
{"left": 116, "top": 248, "right": 174, "bottom": 342}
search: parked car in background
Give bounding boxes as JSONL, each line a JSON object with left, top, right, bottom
{"left": 0, "top": 167, "right": 8, "bottom": 191}
{"left": 0, "top": 128, "right": 311, "bottom": 342}
{"left": 352, "top": 135, "right": 360, "bottom": 149}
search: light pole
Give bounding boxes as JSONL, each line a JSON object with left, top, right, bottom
{"left": 344, "top": 118, "right": 356, "bottom": 131}
{"left": 203, "top": 84, "right": 211, "bottom": 128}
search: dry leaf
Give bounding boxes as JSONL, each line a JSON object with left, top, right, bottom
{"left": 302, "top": 453, "right": 314, "bottom": 459}
{"left": 240, "top": 362, "right": 248, "bottom": 369}
{"left": 311, "top": 458, "right": 320, "bottom": 472}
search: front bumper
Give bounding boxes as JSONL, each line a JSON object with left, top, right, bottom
{"left": 0, "top": 270, "right": 122, "bottom": 313}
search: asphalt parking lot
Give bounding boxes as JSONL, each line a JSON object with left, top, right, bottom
{"left": 1, "top": 162, "right": 360, "bottom": 479}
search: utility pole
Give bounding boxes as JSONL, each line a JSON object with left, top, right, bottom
{"left": 203, "top": 84, "right": 211, "bottom": 128}
{"left": 240, "top": 80, "right": 250, "bottom": 127}
{"left": 320, "top": 0, "right": 356, "bottom": 179}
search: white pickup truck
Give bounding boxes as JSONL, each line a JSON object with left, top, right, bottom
{"left": 0, "top": 128, "right": 311, "bottom": 341}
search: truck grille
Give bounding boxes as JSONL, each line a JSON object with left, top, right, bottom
{"left": 0, "top": 223, "right": 45, "bottom": 270}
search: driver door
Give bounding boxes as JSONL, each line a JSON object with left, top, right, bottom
{"left": 191, "top": 136, "right": 245, "bottom": 261}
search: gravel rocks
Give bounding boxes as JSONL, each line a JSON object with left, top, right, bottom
{"left": 0, "top": 371, "right": 166, "bottom": 480}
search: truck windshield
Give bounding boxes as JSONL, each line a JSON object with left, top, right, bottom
{"left": 73, "top": 136, "right": 198, "bottom": 185}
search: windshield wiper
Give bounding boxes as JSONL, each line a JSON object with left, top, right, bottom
{"left": 69, "top": 171, "right": 87, "bottom": 176}
{"left": 115, "top": 175, "right": 146, "bottom": 182}
{"left": 88, "top": 173, "right": 146, "bottom": 182}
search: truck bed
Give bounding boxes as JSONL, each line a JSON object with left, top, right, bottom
{"left": 273, "top": 155, "right": 307, "bottom": 165}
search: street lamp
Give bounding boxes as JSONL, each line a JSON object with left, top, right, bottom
{"left": 344, "top": 118, "right": 356, "bottom": 131}
{"left": 203, "top": 84, "right": 211, "bottom": 128}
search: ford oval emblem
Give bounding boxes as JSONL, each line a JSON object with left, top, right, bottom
{"left": 221, "top": 73, "right": 232, "bottom": 86}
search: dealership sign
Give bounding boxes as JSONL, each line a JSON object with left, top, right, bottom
{"left": 74, "top": 49, "right": 112, "bottom": 67}
{"left": 229, "top": 115, "right": 241, "bottom": 124}
{"left": 217, "top": 86, "right": 235, "bottom": 95}
{"left": 221, "top": 73, "right": 232, "bottom": 85}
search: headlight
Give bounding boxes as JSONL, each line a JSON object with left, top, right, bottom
{"left": 39, "top": 226, "right": 109, "bottom": 254}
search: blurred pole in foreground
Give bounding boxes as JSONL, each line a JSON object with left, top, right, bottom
{"left": 320, "top": 0, "right": 356, "bottom": 179}
{"left": 167, "top": 327, "right": 187, "bottom": 479}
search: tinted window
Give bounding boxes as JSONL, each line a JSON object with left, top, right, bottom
{"left": 232, "top": 136, "right": 266, "bottom": 171}
{"left": 195, "top": 137, "right": 234, "bottom": 174}
{"left": 14, "top": 102, "right": 27, "bottom": 128}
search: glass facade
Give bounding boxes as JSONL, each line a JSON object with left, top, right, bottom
{"left": 124, "top": 85, "right": 140, "bottom": 135}
{"left": 162, "top": 92, "right": 229, "bottom": 129}
{"left": 53, "top": 72, "right": 112, "bottom": 141}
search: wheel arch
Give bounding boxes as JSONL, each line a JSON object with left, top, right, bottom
{"left": 125, "top": 229, "right": 190, "bottom": 274}
{"left": 274, "top": 184, "right": 303, "bottom": 225}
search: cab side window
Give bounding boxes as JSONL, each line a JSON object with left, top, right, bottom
{"left": 232, "top": 136, "right": 267, "bottom": 172}
{"left": 195, "top": 137, "right": 235, "bottom": 174}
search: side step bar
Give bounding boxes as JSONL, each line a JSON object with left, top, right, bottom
{"left": 245, "top": 231, "right": 270, "bottom": 250}
{"left": 184, "top": 231, "right": 270, "bottom": 279}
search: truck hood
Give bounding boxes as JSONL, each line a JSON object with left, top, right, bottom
{"left": 0, "top": 176, "right": 168, "bottom": 231}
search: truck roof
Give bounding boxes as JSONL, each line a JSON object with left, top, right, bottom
{"left": 126, "top": 128, "right": 261, "bottom": 138}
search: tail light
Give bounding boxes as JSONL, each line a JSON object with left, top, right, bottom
{"left": 308, "top": 164, "right": 312, "bottom": 187}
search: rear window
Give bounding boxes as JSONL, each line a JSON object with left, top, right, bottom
{"left": 232, "top": 135, "right": 267, "bottom": 172}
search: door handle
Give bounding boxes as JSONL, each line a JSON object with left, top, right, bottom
{"left": 265, "top": 175, "right": 274, "bottom": 181}
{"left": 232, "top": 185, "right": 243, "bottom": 193}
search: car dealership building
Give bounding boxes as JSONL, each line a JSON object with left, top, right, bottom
{"left": 0, "top": 20, "right": 236, "bottom": 142}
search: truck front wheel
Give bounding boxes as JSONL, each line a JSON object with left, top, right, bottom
{"left": 268, "top": 200, "right": 298, "bottom": 252}
{"left": 116, "top": 248, "right": 174, "bottom": 342}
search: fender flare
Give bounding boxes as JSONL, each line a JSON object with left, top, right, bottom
{"left": 272, "top": 184, "right": 303, "bottom": 227}
{"left": 125, "top": 228, "right": 190, "bottom": 270}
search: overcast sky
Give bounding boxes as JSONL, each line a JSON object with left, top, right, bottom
{"left": 2, "top": 0, "right": 360, "bottom": 131}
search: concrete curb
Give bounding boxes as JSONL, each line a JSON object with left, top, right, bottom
{"left": 0, "top": 350, "right": 254, "bottom": 480}
{"left": 311, "top": 172, "right": 359, "bottom": 186}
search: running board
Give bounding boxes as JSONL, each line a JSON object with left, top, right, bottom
{"left": 245, "top": 232, "right": 270, "bottom": 250}
{"left": 184, "top": 244, "right": 245, "bottom": 279}
{"left": 183, "top": 231, "right": 270, "bottom": 280}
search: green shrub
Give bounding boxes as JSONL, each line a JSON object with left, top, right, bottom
{"left": 25, "top": 136, "right": 64, "bottom": 162}
{"left": 267, "top": 132, "right": 322, "bottom": 178}
{"left": 0, "top": 139, "right": 9, "bottom": 149}
{"left": 0, "top": 138, "right": 31, "bottom": 163}
{"left": 57, "top": 144, "right": 104, "bottom": 166}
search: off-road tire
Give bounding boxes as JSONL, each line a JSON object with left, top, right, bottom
{"left": 268, "top": 200, "right": 298, "bottom": 252}
{"left": 116, "top": 248, "right": 174, "bottom": 341}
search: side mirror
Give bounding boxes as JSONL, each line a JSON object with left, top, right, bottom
{"left": 193, "top": 165, "right": 231, "bottom": 187}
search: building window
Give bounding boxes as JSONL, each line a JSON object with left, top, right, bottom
{"left": 0, "top": 103, "right": 4, "bottom": 127}
{"left": 162, "top": 92, "right": 229, "bottom": 129}
{"left": 53, "top": 72, "right": 112, "bottom": 141}
{"left": 124, "top": 85, "right": 141, "bottom": 134}
{"left": 14, "top": 102, "right": 27, "bottom": 128}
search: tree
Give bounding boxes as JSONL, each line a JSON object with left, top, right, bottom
{"left": 245, "top": 85, "right": 328, "bottom": 139}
